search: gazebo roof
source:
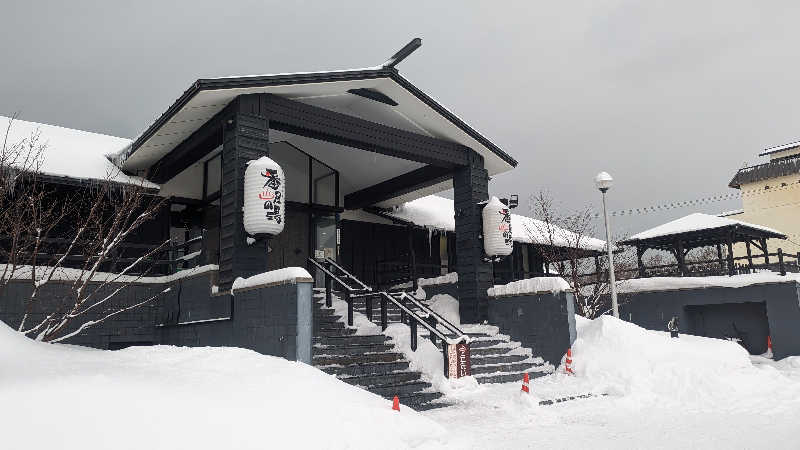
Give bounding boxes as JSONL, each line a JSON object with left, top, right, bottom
{"left": 620, "top": 213, "right": 786, "bottom": 251}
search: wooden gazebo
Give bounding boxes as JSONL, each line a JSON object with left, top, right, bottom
{"left": 620, "top": 213, "right": 787, "bottom": 277}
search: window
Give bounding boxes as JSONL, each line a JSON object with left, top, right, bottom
{"left": 203, "top": 154, "right": 221, "bottom": 200}
{"left": 269, "top": 141, "right": 339, "bottom": 208}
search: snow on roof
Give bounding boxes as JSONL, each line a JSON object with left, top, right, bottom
{"left": 625, "top": 213, "right": 784, "bottom": 242}
{"left": 617, "top": 272, "right": 800, "bottom": 294}
{"left": 388, "top": 195, "right": 607, "bottom": 252}
{"left": 759, "top": 140, "right": 800, "bottom": 156}
{"left": 1, "top": 116, "right": 156, "bottom": 188}
{"left": 717, "top": 209, "right": 744, "bottom": 217}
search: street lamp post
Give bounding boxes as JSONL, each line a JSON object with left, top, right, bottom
{"left": 595, "top": 172, "right": 619, "bottom": 318}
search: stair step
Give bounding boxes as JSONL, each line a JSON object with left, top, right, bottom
{"left": 320, "top": 361, "right": 411, "bottom": 377}
{"left": 369, "top": 380, "right": 433, "bottom": 397}
{"left": 312, "top": 352, "right": 405, "bottom": 366}
{"left": 468, "top": 339, "right": 507, "bottom": 349}
{"left": 314, "top": 343, "right": 394, "bottom": 356}
{"left": 314, "top": 335, "right": 388, "bottom": 346}
{"left": 474, "top": 371, "right": 548, "bottom": 384}
{"left": 469, "top": 354, "right": 529, "bottom": 366}
{"left": 390, "top": 392, "right": 445, "bottom": 410}
{"left": 469, "top": 361, "right": 544, "bottom": 375}
{"left": 315, "top": 328, "right": 357, "bottom": 337}
{"left": 315, "top": 321, "right": 345, "bottom": 330}
{"left": 468, "top": 345, "right": 517, "bottom": 357}
{"left": 339, "top": 371, "right": 422, "bottom": 388}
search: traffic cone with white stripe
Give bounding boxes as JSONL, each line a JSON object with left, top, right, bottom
{"left": 565, "top": 348, "right": 574, "bottom": 375}
{"left": 766, "top": 336, "right": 774, "bottom": 359}
{"left": 521, "top": 373, "right": 530, "bottom": 393}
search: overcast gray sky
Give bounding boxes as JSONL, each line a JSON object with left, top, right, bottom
{"left": 2, "top": 0, "right": 799, "bottom": 237}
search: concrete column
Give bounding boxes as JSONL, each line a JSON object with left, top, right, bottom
{"left": 453, "top": 151, "right": 492, "bottom": 323}
{"left": 218, "top": 95, "right": 270, "bottom": 291}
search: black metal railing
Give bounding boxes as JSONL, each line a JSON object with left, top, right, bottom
{"left": 309, "top": 257, "right": 470, "bottom": 378}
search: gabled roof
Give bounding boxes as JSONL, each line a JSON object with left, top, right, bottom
{"left": 621, "top": 213, "right": 785, "bottom": 247}
{"left": 1, "top": 116, "right": 156, "bottom": 188}
{"left": 115, "top": 44, "right": 517, "bottom": 179}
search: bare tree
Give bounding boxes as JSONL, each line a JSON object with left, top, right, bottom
{"left": 524, "top": 191, "right": 636, "bottom": 318}
{"left": 1, "top": 115, "right": 171, "bottom": 342}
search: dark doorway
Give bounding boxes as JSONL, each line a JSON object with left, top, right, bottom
{"left": 685, "top": 302, "right": 769, "bottom": 354}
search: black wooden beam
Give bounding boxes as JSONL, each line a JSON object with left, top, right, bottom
{"left": 260, "top": 94, "right": 469, "bottom": 168}
{"left": 149, "top": 105, "right": 229, "bottom": 184}
{"left": 344, "top": 165, "right": 452, "bottom": 209}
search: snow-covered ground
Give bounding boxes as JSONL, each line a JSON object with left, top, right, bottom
{"left": 0, "top": 321, "right": 445, "bottom": 450}
{"left": 3, "top": 312, "right": 799, "bottom": 449}
{"left": 421, "top": 315, "right": 800, "bottom": 449}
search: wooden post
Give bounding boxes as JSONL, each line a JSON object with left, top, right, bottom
{"left": 761, "top": 238, "right": 770, "bottom": 266}
{"left": 778, "top": 248, "right": 786, "bottom": 275}
{"left": 726, "top": 233, "right": 735, "bottom": 276}
{"left": 676, "top": 239, "right": 686, "bottom": 276}
{"left": 716, "top": 244, "right": 724, "bottom": 272}
{"left": 745, "top": 241, "right": 754, "bottom": 271}
{"left": 595, "top": 256, "right": 602, "bottom": 282}
{"left": 636, "top": 245, "right": 646, "bottom": 278}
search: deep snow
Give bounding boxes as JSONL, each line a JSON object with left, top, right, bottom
{"left": 0, "top": 321, "right": 445, "bottom": 450}
{"left": 3, "top": 310, "right": 800, "bottom": 449}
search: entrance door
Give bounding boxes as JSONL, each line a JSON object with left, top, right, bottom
{"left": 313, "top": 215, "right": 337, "bottom": 286}
{"left": 267, "top": 209, "right": 310, "bottom": 271}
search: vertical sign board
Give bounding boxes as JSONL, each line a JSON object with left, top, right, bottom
{"left": 447, "top": 343, "right": 471, "bottom": 378}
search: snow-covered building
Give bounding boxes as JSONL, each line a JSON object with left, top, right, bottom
{"left": 343, "top": 194, "right": 607, "bottom": 288}
{"left": 727, "top": 140, "right": 800, "bottom": 256}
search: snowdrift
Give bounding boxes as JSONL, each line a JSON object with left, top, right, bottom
{"left": 0, "top": 322, "right": 445, "bottom": 450}
{"left": 568, "top": 316, "right": 795, "bottom": 405}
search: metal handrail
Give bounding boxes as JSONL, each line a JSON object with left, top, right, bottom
{"left": 376, "top": 291, "right": 461, "bottom": 345}
{"left": 393, "top": 291, "right": 467, "bottom": 343}
{"left": 323, "top": 257, "right": 371, "bottom": 291}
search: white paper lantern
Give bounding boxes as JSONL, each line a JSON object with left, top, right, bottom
{"left": 482, "top": 196, "right": 513, "bottom": 257}
{"left": 243, "top": 156, "right": 285, "bottom": 236}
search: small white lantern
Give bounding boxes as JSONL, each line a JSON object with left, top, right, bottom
{"left": 243, "top": 156, "right": 285, "bottom": 236}
{"left": 482, "top": 196, "right": 513, "bottom": 257}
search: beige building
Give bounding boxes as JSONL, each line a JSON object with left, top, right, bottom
{"left": 727, "top": 141, "right": 800, "bottom": 257}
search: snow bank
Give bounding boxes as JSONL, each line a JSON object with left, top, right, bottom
{"left": 617, "top": 272, "right": 800, "bottom": 293}
{"left": 567, "top": 316, "right": 796, "bottom": 404}
{"left": 231, "top": 267, "right": 312, "bottom": 293}
{"left": 427, "top": 294, "right": 460, "bottom": 326}
{"left": 488, "top": 276, "right": 572, "bottom": 297}
{"left": 0, "top": 322, "right": 446, "bottom": 449}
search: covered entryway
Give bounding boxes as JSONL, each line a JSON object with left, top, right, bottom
{"left": 685, "top": 302, "right": 769, "bottom": 354}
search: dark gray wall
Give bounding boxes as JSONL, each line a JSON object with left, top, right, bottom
{"left": 0, "top": 270, "right": 313, "bottom": 363}
{"left": 487, "top": 291, "right": 577, "bottom": 367}
{"left": 620, "top": 281, "right": 800, "bottom": 359}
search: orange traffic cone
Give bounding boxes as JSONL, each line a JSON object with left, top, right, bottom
{"left": 521, "top": 373, "right": 530, "bottom": 393}
{"left": 766, "top": 336, "right": 774, "bottom": 358}
{"left": 392, "top": 395, "right": 400, "bottom": 411}
{"left": 565, "top": 348, "right": 574, "bottom": 375}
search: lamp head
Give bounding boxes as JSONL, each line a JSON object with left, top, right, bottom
{"left": 594, "top": 171, "right": 613, "bottom": 192}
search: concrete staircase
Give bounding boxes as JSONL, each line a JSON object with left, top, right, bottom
{"left": 312, "top": 297, "right": 447, "bottom": 411}
{"left": 351, "top": 294, "right": 553, "bottom": 385}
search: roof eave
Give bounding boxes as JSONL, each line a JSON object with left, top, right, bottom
{"left": 121, "top": 67, "right": 516, "bottom": 171}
